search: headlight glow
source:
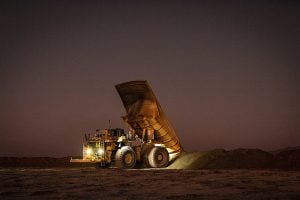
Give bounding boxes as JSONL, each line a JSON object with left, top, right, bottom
{"left": 98, "top": 148, "right": 104, "bottom": 155}
{"left": 86, "top": 148, "right": 93, "bottom": 155}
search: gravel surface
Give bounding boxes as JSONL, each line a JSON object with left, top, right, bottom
{"left": 1, "top": 168, "right": 300, "bottom": 200}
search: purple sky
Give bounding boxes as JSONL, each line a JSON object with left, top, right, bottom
{"left": 0, "top": 1, "right": 299, "bottom": 156}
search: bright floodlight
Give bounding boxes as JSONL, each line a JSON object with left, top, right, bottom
{"left": 86, "top": 148, "right": 93, "bottom": 155}
{"left": 98, "top": 148, "right": 104, "bottom": 155}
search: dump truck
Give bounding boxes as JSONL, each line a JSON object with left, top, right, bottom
{"left": 71, "top": 80, "right": 182, "bottom": 168}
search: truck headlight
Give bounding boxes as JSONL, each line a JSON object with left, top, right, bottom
{"left": 98, "top": 148, "right": 104, "bottom": 155}
{"left": 86, "top": 148, "right": 93, "bottom": 155}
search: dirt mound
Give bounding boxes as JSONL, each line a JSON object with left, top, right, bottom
{"left": 205, "top": 148, "right": 274, "bottom": 169}
{"left": 273, "top": 149, "right": 300, "bottom": 169}
{"left": 168, "top": 149, "right": 227, "bottom": 169}
{"left": 168, "top": 148, "right": 300, "bottom": 170}
{"left": 270, "top": 146, "right": 300, "bottom": 155}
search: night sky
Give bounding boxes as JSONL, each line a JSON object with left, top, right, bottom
{"left": 0, "top": 1, "right": 299, "bottom": 156}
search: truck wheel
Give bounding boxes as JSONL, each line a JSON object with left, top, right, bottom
{"left": 115, "top": 146, "right": 136, "bottom": 169}
{"left": 148, "top": 147, "right": 169, "bottom": 168}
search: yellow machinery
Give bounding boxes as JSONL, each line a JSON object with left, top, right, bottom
{"left": 71, "top": 80, "right": 182, "bottom": 168}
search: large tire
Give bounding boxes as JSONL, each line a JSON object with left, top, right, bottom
{"left": 148, "top": 146, "right": 169, "bottom": 168}
{"left": 115, "top": 146, "right": 136, "bottom": 169}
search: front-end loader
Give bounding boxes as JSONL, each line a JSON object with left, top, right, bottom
{"left": 71, "top": 80, "right": 182, "bottom": 168}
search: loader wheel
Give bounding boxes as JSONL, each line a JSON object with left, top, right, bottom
{"left": 115, "top": 146, "right": 136, "bottom": 169}
{"left": 148, "top": 147, "right": 169, "bottom": 168}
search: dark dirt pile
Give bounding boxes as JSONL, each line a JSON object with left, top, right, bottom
{"left": 272, "top": 148, "right": 300, "bottom": 169}
{"left": 168, "top": 148, "right": 300, "bottom": 170}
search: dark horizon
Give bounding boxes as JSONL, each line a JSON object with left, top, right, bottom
{"left": 0, "top": 1, "right": 299, "bottom": 157}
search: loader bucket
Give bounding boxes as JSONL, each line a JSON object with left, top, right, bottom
{"left": 115, "top": 80, "right": 182, "bottom": 161}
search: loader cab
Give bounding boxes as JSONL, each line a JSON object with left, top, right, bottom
{"left": 109, "top": 128, "right": 126, "bottom": 138}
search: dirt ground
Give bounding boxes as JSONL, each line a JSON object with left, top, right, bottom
{"left": 1, "top": 168, "right": 299, "bottom": 200}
